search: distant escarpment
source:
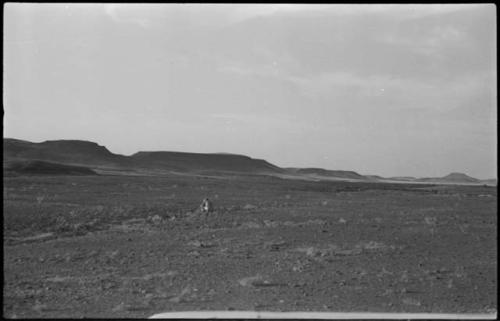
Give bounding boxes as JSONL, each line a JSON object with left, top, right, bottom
{"left": 4, "top": 138, "right": 128, "bottom": 167}
{"left": 416, "top": 172, "right": 481, "bottom": 184}
{"left": 3, "top": 138, "right": 495, "bottom": 185}
{"left": 4, "top": 160, "right": 97, "bottom": 176}
{"left": 130, "top": 151, "right": 284, "bottom": 174}
{"left": 3, "top": 138, "right": 283, "bottom": 175}
{"left": 287, "top": 167, "right": 367, "bottom": 180}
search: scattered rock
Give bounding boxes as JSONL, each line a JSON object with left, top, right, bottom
{"left": 188, "top": 240, "right": 215, "bottom": 248}
{"left": 243, "top": 204, "right": 257, "bottom": 210}
{"left": 109, "top": 250, "right": 120, "bottom": 259}
{"left": 382, "top": 289, "right": 394, "bottom": 296}
{"left": 307, "top": 219, "right": 326, "bottom": 225}
{"left": 46, "top": 275, "right": 72, "bottom": 283}
{"left": 357, "top": 241, "right": 388, "bottom": 251}
{"left": 188, "top": 240, "right": 203, "bottom": 247}
{"left": 240, "top": 221, "right": 261, "bottom": 229}
{"left": 238, "top": 275, "right": 263, "bottom": 287}
{"left": 188, "top": 251, "right": 200, "bottom": 258}
{"left": 400, "top": 270, "right": 409, "bottom": 282}
{"left": 424, "top": 217, "right": 437, "bottom": 225}
{"left": 252, "top": 280, "right": 287, "bottom": 287}
{"left": 264, "top": 241, "right": 287, "bottom": 251}
{"left": 333, "top": 248, "right": 362, "bottom": 256}
{"left": 263, "top": 220, "right": 279, "bottom": 228}
{"left": 292, "top": 261, "right": 307, "bottom": 272}
{"left": 484, "top": 307, "right": 497, "bottom": 314}
{"left": 377, "top": 267, "right": 393, "bottom": 277}
{"left": 296, "top": 246, "right": 319, "bottom": 257}
{"left": 151, "top": 215, "right": 162, "bottom": 225}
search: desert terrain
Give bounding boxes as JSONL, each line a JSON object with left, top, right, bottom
{"left": 3, "top": 171, "right": 497, "bottom": 318}
{"left": 4, "top": 3, "right": 497, "bottom": 318}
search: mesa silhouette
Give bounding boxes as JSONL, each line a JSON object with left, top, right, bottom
{"left": 3, "top": 138, "right": 494, "bottom": 185}
{"left": 3, "top": 138, "right": 283, "bottom": 175}
{"left": 286, "top": 167, "right": 367, "bottom": 180}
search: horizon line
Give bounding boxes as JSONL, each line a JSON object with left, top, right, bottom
{"left": 3, "top": 136, "right": 497, "bottom": 181}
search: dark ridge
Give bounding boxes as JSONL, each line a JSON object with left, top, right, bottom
{"left": 388, "top": 176, "right": 417, "bottom": 181}
{"left": 3, "top": 138, "right": 493, "bottom": 184}
{"left": 3, "top": 138, "right": 35, "bottom": 154}
{"left": 4, "top": 160, "right": 97, "bottom": 176}
{"left": 294, "top": 168, "right": 366, "bottom": 180}
{"left": 3, "top": 139, "right": 284, "bottom": 174}
{"left": 130, "top": 151, "right": 284, "bottom": 173}
{"left": 364, "top": 175, "right": 384, "bottom": 181}
{"left": 417, "top": 172, "right": 480, "bottom": 184}
{"left": 441, "top": 172, "right": 480, "bottom": 182}
{"left": 4, "top": 138, "right": 129, "bottom": 167}
{"left": 39, "top": 140, "right": 114, "bottom": 155}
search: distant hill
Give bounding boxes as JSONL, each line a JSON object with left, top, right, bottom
{"left": 287, "top": 167, "right": 367, "bottom": 180}
{"left": 416, "top": 172, "right": 480, "bottom": 184}
{"left": 441, "top": 172, "right": 480, "bottom": 183}
{"left": 4, "top": 160, "right": 97, "bottom": 176}
{"left": 387, "top": 176, "right": 417, "bottom": 181}
{"left": 130, "top": 151, "right": 284, "bottom": 174}
{"left": 3, "top": 138, "right": 494, "bottom": 184}
{"left": 364, "top": 175, "right": 384, "bottom": 181}
{"left": 4, "top": 138, "right": 129, "bottom": 167}
{"left": 3, "top": 138, "right": 283, "bottom": 175}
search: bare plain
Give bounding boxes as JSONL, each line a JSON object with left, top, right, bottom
{"left": 3, "top": 173, "right": 497, "bottom": 318}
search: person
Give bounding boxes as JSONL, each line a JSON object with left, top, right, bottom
{"left": 200, "top": 198, "right": 214, "bottom": 215}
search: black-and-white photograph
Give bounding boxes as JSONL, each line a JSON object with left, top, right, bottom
{"left": 3, "top": 3, "right": 497, "bottom": 319}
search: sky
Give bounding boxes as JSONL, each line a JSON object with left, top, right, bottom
{"left": 3, "top": 4, "right": 497, "bottom": 179}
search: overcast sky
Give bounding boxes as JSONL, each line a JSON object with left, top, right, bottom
{"left": 3, "top": 4, "right": 497, "bottom": 179}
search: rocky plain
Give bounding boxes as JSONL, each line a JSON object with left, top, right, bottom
{"left": 3, "top": 173, "right": 497, "bottom": 318}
